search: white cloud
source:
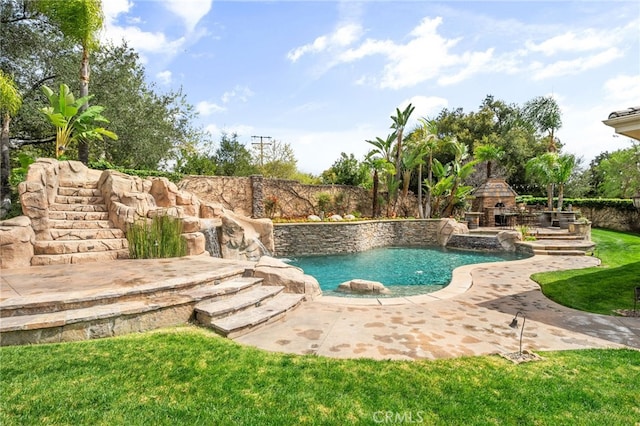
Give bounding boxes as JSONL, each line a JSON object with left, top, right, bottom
{"left": 287, "top": 23, "right": 363, "bottom": 62}
{"left": 396, "top": 96, "right": 449, "bottom": 125}
{"left": 196, "top": 101, "right": 226, "bottom": 116}
{"left": 525, "top": 29, "right": 616, "bottom": 56}
{"left": 156, "top": 70, "right": 172, "bottom": 85}
{"left": 532, "top": 47, "right": 623, "bottom": 80}
{"left": 604, "top": 74, "right": 640, "bottom": 105}
{"left": 221, "top": 85, "right": 254, "bottom": 104}
{"left": 162, "top": 0, "right": 212, "bottom": 33}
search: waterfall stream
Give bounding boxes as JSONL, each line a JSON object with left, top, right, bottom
{"left": 202, "top": 226, "right": 222, "bottom": 258}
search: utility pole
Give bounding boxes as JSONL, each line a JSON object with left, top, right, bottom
{"left": 251, "top": 135, "right": 272, "bottom": 167}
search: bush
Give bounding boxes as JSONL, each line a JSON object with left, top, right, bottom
{"left": 89, "top": 160, "right": 184, "bottom": 183}
{"left": 127, "top": 214, "right": 187, "bottom": 259}
{"left": 516, "top": 196, "right": 634, "bottom": 212}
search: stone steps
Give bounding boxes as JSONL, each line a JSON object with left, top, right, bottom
{"left": 208, "top": 293, "right": 305, "bottom": 338}
{"left": 50, "top": 228, "right": 125, "bottom": 240}
{"left": 532, "top": 249, "right": 587, "bottom": 256}
{"left": 58, "top": 180, "right": 98, "bottom": 189}
{"left": 0, "top": 273, "right": 306, "bottom": 346}
{"left": 195, "top": 286, "right": 283, "bottom": 321}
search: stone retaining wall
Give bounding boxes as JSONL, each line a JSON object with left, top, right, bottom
{"left": 446, "top": 234, "right": 503, "bottom": 251}
{"left": 274, "top": 219, "right": 442, "bottom": 257}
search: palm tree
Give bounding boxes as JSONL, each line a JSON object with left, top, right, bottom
{"left": 526, "top": 152, "right": 559, "bottom": 210}
{"left": 390, "top": 103, "right": 415, "bottom": 213}
{"left": 35, "top": 0, "right": 105, "bottom": 164}
{"left": 553, "top": 154, "right": 576, "bottom": 211}
{"left": 417, "top": 118, "right": 442, "bottom": 218}
{"left": 474, "top": 142, "right": 505, "bottom": 179}
{"left": 0, "top": 71, "right": 22, "bottom": 215}
{"left": 365, "top": 132, "right": 396, "bottom": 217}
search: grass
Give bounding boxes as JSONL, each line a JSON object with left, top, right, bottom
{"left": 533, "top": 228, "right": 640, "bottom": 315}
{"left": 1, "top": 327, "right": 639, "bottom": 425}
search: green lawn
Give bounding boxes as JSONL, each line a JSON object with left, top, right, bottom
{"left": 1, "top": 327, "right": 639, "bottom": 425}
{"left": 533, "top": 228, "right": 640, "bottom": 315}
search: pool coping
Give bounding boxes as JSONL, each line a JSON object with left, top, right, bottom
{"left": 314, "top": 255, "right": 579, "bottom": 306}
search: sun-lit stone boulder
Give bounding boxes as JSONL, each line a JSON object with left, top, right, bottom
{"left": 181, "top": 232, "right": 206, "bottom": 256}
{"left": 337, "top": 279, "right": 391, "bottom": 295}
{"left": 344, "top": 214, "right": 356, "bottom": 220}
{"left": 497, "top": 230, "right": 521, "bottom": 251}
{"left": 307, "top": 214, "right": 322, "bottom": 221}
{"left": 0, "top": 216, "right": 35, "bottom": 268}
{"left": 437, "top": 218, "right": 469, "bottom": 246}
{"left": 329, "top": 214, "right": 343, "bottom": 221}
{"left": 253, "top": 256, "right": 322, "bottom": 300}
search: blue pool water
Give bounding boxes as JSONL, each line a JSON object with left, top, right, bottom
{"left": 288, "top": 247, "right": 529, "bottom": 297}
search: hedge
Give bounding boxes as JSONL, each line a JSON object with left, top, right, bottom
{"left": 515, "top": 196, "right": 635, "bottom": 211}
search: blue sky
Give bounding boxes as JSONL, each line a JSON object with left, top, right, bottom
{"left": 102, "top": 1, "right": 640, "bottom": 174}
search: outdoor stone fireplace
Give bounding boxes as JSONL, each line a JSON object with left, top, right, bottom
{"left": 470, "top": 178, "right": 518, "bottom": 227}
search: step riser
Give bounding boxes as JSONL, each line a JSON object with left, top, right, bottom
{"left": 57, "top": 188, "right": 102, "bottom": 197}
{"left": 30, "top": 250, "right": 130, "bottom": 267}
{"left": 50, "top": 229, "right": 125, "bottom": 240}
{"left": 50, "top": 204, "right": 107, "bottom": 213}
{"left": 0, "top": 304, "right": 195, "bottom": 346}
{"left": 34, "top": 239, "right": 128, "bottom": 255}
{"left": 195, "top": 287, "right": 283, "bottom": 322}
{"left": 58, "top": 181, "right": 99, "bottom": 189}
{"left": 49, "top": 220, "right": 113, "bottom": 229}
{"left": 49, "top": 211, "right": 110, "bottom": 220}
{"left": 54, "top": 196, "right": 105, "bottom": 205}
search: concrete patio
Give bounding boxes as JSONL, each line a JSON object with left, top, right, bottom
{"left": 1, "top": 254, "right": 638, "bottom": 359}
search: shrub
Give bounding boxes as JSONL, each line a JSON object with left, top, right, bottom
{"left": 127, "top": 214, "right": 187, "bottom": 259}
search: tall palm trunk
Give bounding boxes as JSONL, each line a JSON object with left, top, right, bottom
{"left": 1, "top": 113, "right": 12, "bottom": 212}
{"left": 372, "top": 169, "right": 379, "bottom": 217}
{"left": 78, "top": 46, "right": 90, "bottom": 164}
{"left": 424, "top": 152, "right": 433, "bottom": 218}
{"left": 417, "top": 164, "right": 423, "bottom": 218}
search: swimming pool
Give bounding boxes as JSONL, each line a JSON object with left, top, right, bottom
{"left": 288, "top": 246, "right": 530, "bottom": 297}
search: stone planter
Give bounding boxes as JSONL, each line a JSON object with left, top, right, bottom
{"left": 568, "top": 222, "right": 591, "bottom": 240}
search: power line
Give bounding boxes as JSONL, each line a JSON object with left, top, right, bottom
{"left": 251, "top": 135, "right": 272, "bottom": 166}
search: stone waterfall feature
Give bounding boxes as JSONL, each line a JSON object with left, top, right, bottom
{"left": 201, "top": 225, "right": 222, "bottom": 258}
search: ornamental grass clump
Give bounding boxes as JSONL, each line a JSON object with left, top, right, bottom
{"left": 127, "top": 214, "right": 187, "bottom": 259}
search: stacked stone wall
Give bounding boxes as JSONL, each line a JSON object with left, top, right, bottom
{"left": 274, "top": 219, "right": 441, "bottom": 257}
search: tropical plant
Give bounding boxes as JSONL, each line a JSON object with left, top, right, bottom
{"left": 35, "top": 0, "right": 105, "bottom": 164}
{"left": 526, "top": 152, "right": 576, "bottom": 211}
{"left": 0, "top": 70, "right": 22, "bottom": 214}
{"left": 553, "top": 153, "right": 577, "bottom": 211}
{"left": 441, "top": 141, "right": 478, "bottom": 217}
{"left": 413, "top": 118, "right": 442, "bottom": 218}
{"left": 39, "top": 84, "right": 117, "bottom": 158}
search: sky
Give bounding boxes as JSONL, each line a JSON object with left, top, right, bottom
{"left": 101, "top": 0, "right": 640, "bottom": 175}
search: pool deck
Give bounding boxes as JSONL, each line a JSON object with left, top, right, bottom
{"left": 236, "top": 255, "right": 640, "bottom": 359}
{"left": 1, "top": 255, "right": 639, "bottom": 359}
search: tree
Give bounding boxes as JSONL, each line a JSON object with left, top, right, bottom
{"left": 522, "top": 95, "right": 562, "bottom": 152}
{"left": 35, "top": 0, "right": 104, "bottom": 164}
{"left": 594, "top": 145, "right": 640, "bottom": 198}
{"left": 412, "top": 118, "right": 443, "bottom": 218}
{"left": 39, "top": 84, "right": 116, "bottom": 158}
{"left": 321, "top": 152, "right": 368, "bottom": 186}
{"left": 254, "top": 139, "right": 298, "bottom": 179}
{"left": 0, "top": 70, "right": 22, "bottom": 215}
{"left": 553, "top": 153, "right": 576, "bottom": 211}
{"left": 214, "top": 132, "right": 256, "bottom": 176}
